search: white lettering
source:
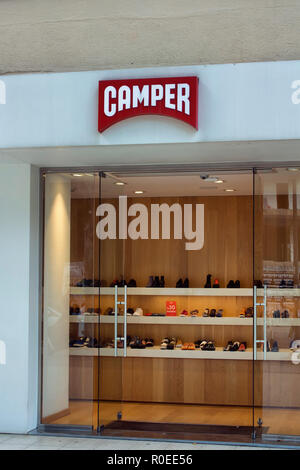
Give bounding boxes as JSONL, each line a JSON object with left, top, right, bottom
{"left": 177, "top": 83, "right": 190, "bottom": 115}
{"left": 118, "top": 85, "right": 131, "bottom": 111}
{"left": 104, "top": 86, "right": 116, "bottom": 117}
{"left": 165, "top": 84, "right": 176, "bottom": 109}
{"left": 151, "top": 84, "right": 164, "bottom": 106}
{"left": 132, "top": 85, "right": 149, "bottom": 108}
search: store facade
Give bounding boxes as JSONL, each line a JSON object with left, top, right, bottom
{"left": 1, "top": 60, "right": 300, "bottom": 445}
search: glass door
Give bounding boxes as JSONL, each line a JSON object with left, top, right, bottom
{"left": 254, "top": 167, "right": 300, "bottom": 440}
{"left": 98, "top": 173, "right": 126, "bottom": 432}
{"left": 41, "top": 171, "right": 100, "bottom": 430}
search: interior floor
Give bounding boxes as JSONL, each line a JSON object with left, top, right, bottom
{"left": 50, "top": 400, "right": 300, "bottom": 437}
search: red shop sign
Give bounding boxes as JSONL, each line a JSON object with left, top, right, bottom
{"left": 98, "top": 76, "right": 198, "bottom": 132}
{"left": 166, "top": 301, "right": 177, "bottom": 317}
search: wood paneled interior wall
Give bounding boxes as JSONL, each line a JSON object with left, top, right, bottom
{"left": 69, "top": 356, "right": 300, "bottom": 408}
{"left": 70, "top": 195, "right": 254, "bottom": 288}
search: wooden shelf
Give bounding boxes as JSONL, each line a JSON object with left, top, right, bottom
{"left": 69, "top": 346, "right": 293, "bottom": 361}
{"left": 70, "top": 315, "right": 300, "bottom": 326}
{"left": 70, "top": 315, "right": 253, "bottom": 325}
{"left": 70, "top": 287, "right": 253, "bottom": 296}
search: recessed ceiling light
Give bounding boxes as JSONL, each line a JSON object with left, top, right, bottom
{"left": 287, "top": 168, "right": 299, "bottom": 172}
{"left": 215, "top": 179, "right": 224, "bottom": 184}
{"left": 115, "top": 181, "right": 125, "bottom": 186}
{"left": 134, "top": 190, "right": 144, "bottom": 194}
{"left": 72, "top": 173, "right": 83, "bottom": 177}
{"left": 225, "top": 188, "right": 236, "bottom": 192}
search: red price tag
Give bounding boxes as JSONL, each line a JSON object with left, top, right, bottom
{"left": 166, "top": 301, "right": 177, "bottom": 316}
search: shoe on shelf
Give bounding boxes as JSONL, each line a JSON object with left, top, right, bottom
{"left": 200, "top": 340, "right": 208, "bottom": 350}
{"left": 160, "top": 276, "right": 165, "bottom": 288}
{"left": 202, "top": 308, "right": 209, "bottom": 317}
{"left": 206, "top": 341, "right": 215, "bottom": 351}
{"left": 245, "top": 307, "right": 253, "bottom": 318}
{"left": 127, "top": 308, "right": 134, "bottom": 315}
{"left": 209, "top": 309, "right": 216, "bottom": 317}
{"left": 176, "top": 339, "right": 183, "bottom": 348}
{"left": 182, "top": 342, "right": 189, "bottom": 350}
{"left": 118, "top": 279, "right": 127, "bottom": 287}
{"left": 188, "top": 342, "right": 195, "bottom": 350}
{"left": 273, "top": 310, "right": 280, "bottom": 318}
{"left": 194, "top": 340, "right": 202, "bottom": 348}
{"left": 176, "top": 278, "right": 184, "bottom": 288}
{"left": 190, "top": 309, "right": 199, "bottom": 317}
{"left": 271, "top": 340, "right": 279, "bottom": 352}
{"left": 127, "top": 279, "right": 137, "bottom": 287}
{"left": 180, "top": 309, "right": 189, "bottom": 317}
{"left": 183, "top": 278, "right": 189, "bottom": 288}
{"left": 160, "top": 338, "right": 170, "bottom": 350}
{"left": 146, "top": 276, "right": 154, "bottom": 287}
{"left": 287, "top": 280, "right": 294, "bottom": 288}
{"left": 133, "top": 307, "right": 143, "bottom": 316}
{"left": 104, "top": 307, "right": 114, "bottom": 315}
{"left": 204, "top": 274, "right": 212, "bottom": 288}
{"left": 145, "top": 338, "right": 154, "bottom": 347}
{"left": 167, "top": 338, "right": 176, "bottom": 349}
{"left": 279, "top": 279, "right": 286, "bottom": 288}
{"left": 281, "top": 310, "right": 289, "bottom": 318}
{"left": 227, "top": 280, "right": 235, "bottom": 288}
{"left": 254, "top": 280, "right": 263, "bottom": 288}
{"left": 234, "top": 280, "right": 240, "bottom": 288}
{"left": 153, "top": 276, "right": 160, "bottom": 287}
{"left": 71, "top": 336, "right": 86, "bottom": 348}
{"left": 213, "top": 279, "right": 220, "bottom": 288}
{"left": 238, "top": 342, "right": 247, "bottom": 351}
{"left": 240, "top": 308, "right": 246, "bottom": 318}
{"left": 216, "top": 309, "right": 223, "bottom": 317}
{"left": 110, "top": 279, "right": 119, "bottom": 287}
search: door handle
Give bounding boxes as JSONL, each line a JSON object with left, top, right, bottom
{"left": 254, "top": 285, "right": 267, "bottom": 360}
{"left": 114, "top": 285, "right": 118, "bottom": 357}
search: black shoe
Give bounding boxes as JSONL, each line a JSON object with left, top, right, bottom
{"left": 281, "top": 310, "right": 289, "bottom": 318}
{"left": 287, "top": 280, "right": 294, "bottom": 288}
{"left": 227, "top": 280, "right": 235, "bottom": 288}
{"left": 204, "top": 274, "right": 212, "bottom": 288}
{"left": 279, "top": 279, "right": 286, "bottom": 288}
{"left": 160, "top": 276, "right": 165, "bottom": 288}
{"left": 127, "top": 279, "right": 137, "bottom": 287}
{"left": 245, "top": 307, "right": 253, "bottom": 318}
{"left": 183, "top": 278, "right": 189, "bottom": 288}
{"left": 176, "top": 278, "right": 183, "bottom": 288}
{"left": 254, "top": 280, "right": 263, "bottom": 288}
{"left": 234, "top": 280, "right": 240, "bottom": 288}
{"left": 273, "top": 310, "right": 280, "bottom": 318}
{"left": 153, "top": 276, "right": 160, "bottom": 287}
{"left": 271, "top": 341, "right": 279, "bottom": 352}
{"left": 212, "top": 279, "right": 220, "bottom": 288}
{"left": 209, "top": 309, "right": 216, "bottom": 317}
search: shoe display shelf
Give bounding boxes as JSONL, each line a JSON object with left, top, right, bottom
{"left": 70, "top": 287, "right": 252, "bottom": 296}
{"left": 69, "top": 315, "right": 300, "bottom": 326}
{"left": 69, "top": 346, "right": 293, "bottom": 361}
{"left": 70, "top": 286, "right": 300, "bottom": 297}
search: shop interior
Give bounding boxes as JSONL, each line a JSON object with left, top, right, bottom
{"left": 41, "top": 167, "right": 300, "bottom": 442}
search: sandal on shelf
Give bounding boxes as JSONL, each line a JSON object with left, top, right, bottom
{"left": 182, "top": 342, "right": 189, "bottom": 350}
{"left": 180, "top": 309, "right": 189, "bottom": 317}
{"left": 190, "top": 309, "right": 199, "bottom": 317}
{"left": 188, "top": 342, "right": 195, "bottom": 350}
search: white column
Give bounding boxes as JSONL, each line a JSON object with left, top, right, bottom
{"left": 42, "top": 174, "right": 71, "bottom": 420}
{"left": 0, "top": 164, "right": 39, "bottom": 433}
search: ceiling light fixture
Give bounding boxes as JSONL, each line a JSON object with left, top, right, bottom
{"left": 225, "top": 188, "right": 236, "bottom": 192}
{"left": 72, "top": 173, "right": 83, "bottom": 177}
{"left": 215, "top": 179, "right": 224, "bottom": 184}
{"left": 134, "top": 190, "right": 144, "bottom": 194}
{"left": 287, "top": 168, "right": 299, "bottom": 172}
{"left": 115, "top": 181, "right": 126, "bottom": 186}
